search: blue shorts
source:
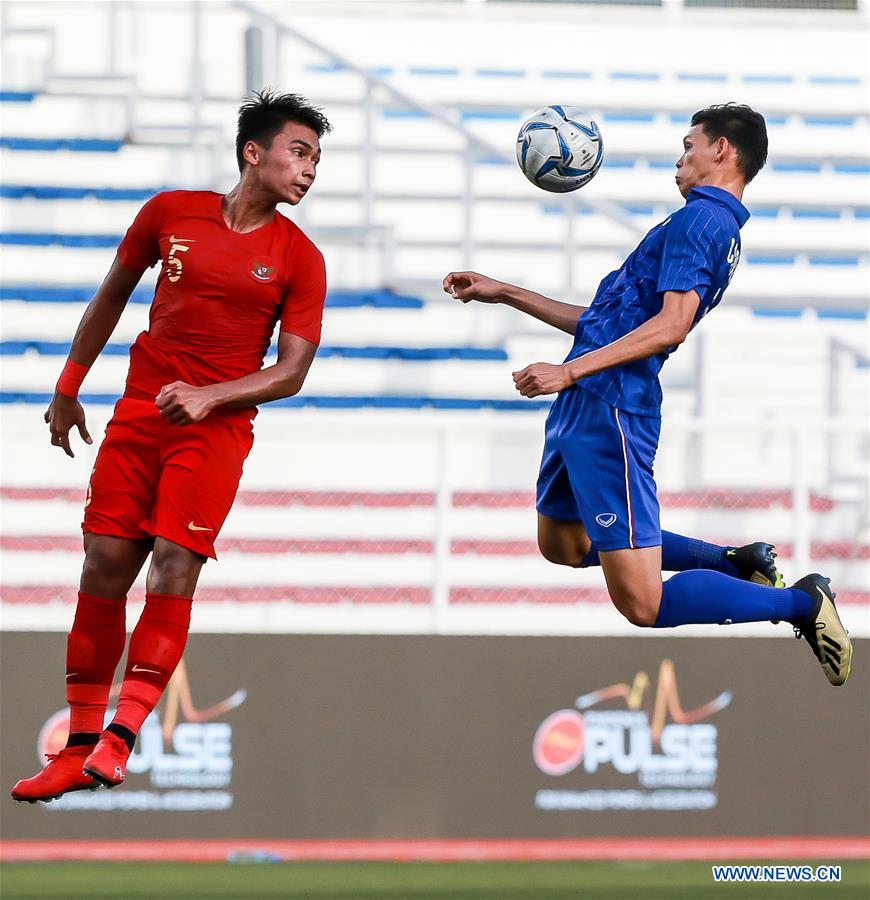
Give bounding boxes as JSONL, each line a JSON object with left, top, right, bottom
{"left": 536, "top": 386, "right": 662, "bottom": 552}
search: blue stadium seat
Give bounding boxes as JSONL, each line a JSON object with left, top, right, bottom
{"left": 0, "top": 284, "right": 425, "bottom": 309}
{"left": 0, "top": 137, "right": 124, "bottom": 151}
{"left": 0, "top": 392, "right": 551, "bottom": 411}
{"left": 304, "top": 62, "right": 865, "bottom": 88}
{"left": 0, "top": 233, "right": 121, "bottom": 247}
{"left": 0, "top": 341, "right": 509, "bottom": 362}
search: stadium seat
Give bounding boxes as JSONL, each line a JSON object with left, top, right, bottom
{"left": 0, "top": 0, "right": 866, "bottom": 629}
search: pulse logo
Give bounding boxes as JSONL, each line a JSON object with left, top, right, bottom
{"left": 532, "top": 660, "right": 731, "bottom": 812}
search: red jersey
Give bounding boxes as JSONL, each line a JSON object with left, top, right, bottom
{"left": 117, "top": 190, "right": 326, "bottom": 405}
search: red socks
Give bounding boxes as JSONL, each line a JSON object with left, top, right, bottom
{"left": 66, "top": 592, "right": 127, "bottom": 735}
{"left": 65, "top": 591, "right": 192, "bottom": 741}
{"left": 110, "top": 593, "right": 192, "bottom": 735}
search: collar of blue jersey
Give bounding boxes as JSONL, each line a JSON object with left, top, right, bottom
{"left": 686, "top": 185, "right": 750, "bottom": 228}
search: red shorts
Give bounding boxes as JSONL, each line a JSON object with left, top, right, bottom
{"left": 83, "top": 397, "right": 255, "bottom": 559}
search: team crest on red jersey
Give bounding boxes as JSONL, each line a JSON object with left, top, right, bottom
{"left": 248, "top": 258, "right": 276, "bottom": 284}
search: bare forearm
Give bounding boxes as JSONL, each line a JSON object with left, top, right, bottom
{"left": 68, "top": 300, "right": 126, "bottom": 366}
{"left": 156, "top": 333, "right": 318, "bottom": 424}
{"left": 205, "top": 363, "right": 307, "bottom": 410}
{"left": 500, "top": 283, "right": 586, "bottom": 335}
{"left": 513, "top": 291, "right": 700, "bottom": 399}
{"left": 565, "top": 314, "right": 680, "bottom": 381}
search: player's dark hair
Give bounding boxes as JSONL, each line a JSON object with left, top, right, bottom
{"left": 691, "top": 103, "right": 768, "bottom": 183}
{"left": 236, "top": 89, "right": 332, "bottom": 172}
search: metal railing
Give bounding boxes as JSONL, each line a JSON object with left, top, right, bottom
{"left": 1, "top": 407, "right": 867, "bottom": 634}
{"left": 234, "top": 0, "right": 645, "bottom": 296}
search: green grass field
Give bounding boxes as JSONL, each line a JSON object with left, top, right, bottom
{"left": 1, "top": 861, "right": 868, "bottom": 900}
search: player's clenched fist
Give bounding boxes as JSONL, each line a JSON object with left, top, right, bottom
{"left": 442, "top": 271, "right": 505, "bottom": 304}
{"left": 155, "top": 381, "right": 216, "bottom": 425}
{"left": 513, "top": 363, "right": 573, "bottom": 398}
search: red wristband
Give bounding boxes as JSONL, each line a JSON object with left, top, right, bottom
{"left": 56, "top": 359, "right": 90, "bottom": 398}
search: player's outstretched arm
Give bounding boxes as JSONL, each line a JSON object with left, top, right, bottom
{"left": 155, "top": 331, "right": 317, "bottom": 425}
{"left": 514, "top": 290, "right": 700, "bottom": 397}
{"left": 443, "top": 271, "right": 586, "bottom": 335}
{"left": 46, "top": 256, "right": 147, "bottom": 456}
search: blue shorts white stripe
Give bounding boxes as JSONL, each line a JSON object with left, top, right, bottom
{"left": 536, "top": 387, "right": 662, "bottom": 552}
{"left": 613, "top": 408, "right": 636, "bottom": 548}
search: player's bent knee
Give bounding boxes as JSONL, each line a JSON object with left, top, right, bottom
{"left": 620, "top": 605, "right": 659, "bottom": 628}
{"left": 81, "top": 541, "right": 139, "bottom": 591}
{"left": 610, "top": 592, "right": 660, "bottom": 628}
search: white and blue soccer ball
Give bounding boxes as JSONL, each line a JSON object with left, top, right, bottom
{"left": 516, "top": 105, "right": 604, "bottom": 193}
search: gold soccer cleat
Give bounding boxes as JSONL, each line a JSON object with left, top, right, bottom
{"left": 790, "top": 574, "right": 852, "bottom": 686}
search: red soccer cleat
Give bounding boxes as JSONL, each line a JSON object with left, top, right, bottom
{"left": 83, "top": 732, "right": 131, "bottom": 788}
{"left": 11, "top": 746, "right": 98, "bottom": 803}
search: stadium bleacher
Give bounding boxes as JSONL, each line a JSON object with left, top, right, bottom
{"left": 0, "top": 0, "right": 867, "bottom": 636}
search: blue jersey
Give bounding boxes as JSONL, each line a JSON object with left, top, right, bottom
{"left": 565, "top": 185, "right": 750, "bottom": 417}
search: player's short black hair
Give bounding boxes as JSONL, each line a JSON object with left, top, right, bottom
{"left": 691, "top": 103, "right": 768, "bottom": 183}
{"left": 236, "top": 89, "right": 332, "bottom": 172}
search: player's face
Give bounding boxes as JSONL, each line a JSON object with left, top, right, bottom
{"left": 674, "top": 125, "right": 717, "bottom": 198}
{"left": 255, "top": 122, "right": 322, "bottom": 205}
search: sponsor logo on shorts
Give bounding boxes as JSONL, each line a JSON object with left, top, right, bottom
{"left": 595, "top": 513, "right": 617, "bottom": 527}
{"left": 187, "top": 521, "right": 214, "bottom": 532}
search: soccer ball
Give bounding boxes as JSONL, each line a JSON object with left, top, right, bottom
{"left": 515, "top": 105, "right": 604, "bottom": 193}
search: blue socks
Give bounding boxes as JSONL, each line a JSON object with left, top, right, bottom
{"left": 654, "top": 570, "right": 814, "bottom": 628}
{"left": 576, "top": 530, "right": 814, "bottom": 629}
{"left": 580, "top": 531, "right": 740, "bottom": 576}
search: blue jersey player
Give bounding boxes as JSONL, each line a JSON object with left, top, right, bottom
{"left": 443, "top": 104, "right": 851, "bottom": 686}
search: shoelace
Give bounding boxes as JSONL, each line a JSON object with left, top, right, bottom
{"left": 794, "top": 620, "right": 825, "bottom": 639}
{"left": 794, "top": 623, "right": 829, "bottom": 670}
{"left": 44, "top": 747, "right": 89, "bottom": 763}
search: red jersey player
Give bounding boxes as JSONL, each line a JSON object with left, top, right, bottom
{"left": 12, "top": 91, "right": 331, "bottom": 802}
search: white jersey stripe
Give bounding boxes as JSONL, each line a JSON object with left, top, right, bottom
{"left": 614, "top": 408, "right": 635, "bottom": 549}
